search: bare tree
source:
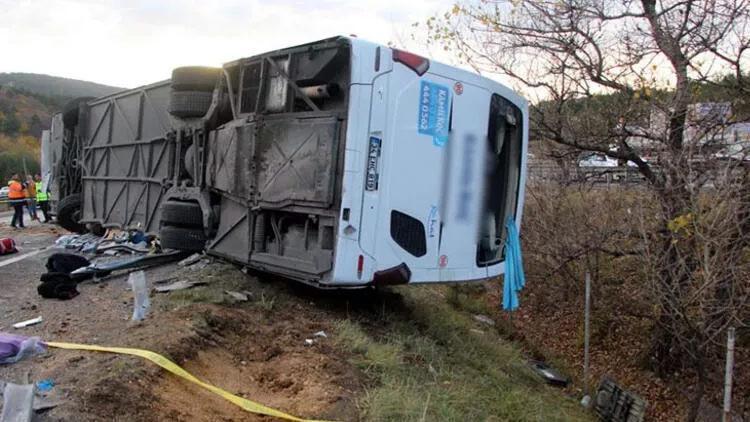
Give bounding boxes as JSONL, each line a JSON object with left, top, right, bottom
{"left": 425, "top": 0, "right": 749, "bottom": 418}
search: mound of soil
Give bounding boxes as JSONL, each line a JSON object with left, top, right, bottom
{"left": 151, "top": 305, "right": 361, "bottom": 421}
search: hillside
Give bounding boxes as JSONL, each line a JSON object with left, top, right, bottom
{"left": 0, "top": 72, "right": 124, "bottom": 99}
{"left": 0, "top": 73, "right": 123, "bottom": 182}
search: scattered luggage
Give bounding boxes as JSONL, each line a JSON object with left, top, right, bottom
{"left": 0, "top": 238, "right": 17, "bottom": 255}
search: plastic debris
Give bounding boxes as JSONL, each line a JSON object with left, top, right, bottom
{"left": 224, "top": 291, "right": 250, "bottom": 301}
{"left": 72, "top": 250, "right": 189, "bottom": 276}
{"left": 96, "top": 242, "right": 150, "bottom": 255}
{"left": 304, "top": 339, "right": 314, "bottom": 346}
{"left": 130, "top": 231, "right": 148, "bottom": 244}
{"left": 529, "top": 361, "right": 569, "bottom": 387}
{"left": 154, "top": 280, "right": 206, "bottom": 293}
{"left": 129, "top": 271, "right": 150, "bottom": 321}
{"left": 11, "top": 317, "right": 43, "bottom": 329}
{"left": 0, "top": 333, "right": 46, "bottom": 364}
{"left": 1, "top": 382, "right": 34, "bottom": 422}
{"left": 34, "top": 379, "right": 54, "bottom": 392}
{"left": 54, "top": 233, "right": 102, "bottom": 252}
{"left": 473, "top": 314, "right": 495, "bottom": 326}
{"left": 312, "top": 331, "right": 327, "bottom": 338}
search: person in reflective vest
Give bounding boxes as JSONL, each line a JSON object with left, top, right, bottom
{"left": 7, "top": 174, "right": 26, "bottom": 229}
{"left": 25, "top": 175, "right": 38, "bottom": 220}
{"left": 35, "top": 174, "right": 50, "bottom": 223}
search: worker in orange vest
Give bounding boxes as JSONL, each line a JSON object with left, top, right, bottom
{"left": 25, "top": 174, "right": 38, "bottom": 220}
{"left": 7, "top": 174, "right": 26, "bottom": 229}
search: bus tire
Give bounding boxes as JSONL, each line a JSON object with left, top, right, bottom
{"left": 57, "top": 194, "right": 86, "bottom": 234}
{"left": 160, "top": 201, "right": 203, "bottom": 227}
{"left": 160, "top": 226, "right": 206, "bottom": 252}
{"left": 170, "top": 67, "right": 220, "bottom": 92}
{"left": 62, "top": 97, "right": 94, "bottom": 128}
{"left": 168, "top": 91, "right": 213, "bottom": 118}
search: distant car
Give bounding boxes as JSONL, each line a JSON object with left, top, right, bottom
{"left": 0, "top": 186, "right": 9, "bottom": 201}
{"left": 577, "top": 152, "right": 619, "bottom": 167}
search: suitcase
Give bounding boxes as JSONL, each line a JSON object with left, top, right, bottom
{"left": 0, "top": 238, "right": 17, "bottom": 255}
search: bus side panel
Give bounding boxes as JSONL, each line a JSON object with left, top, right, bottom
{"left": 80, "top": 81, "right": 175, "bottom": 234}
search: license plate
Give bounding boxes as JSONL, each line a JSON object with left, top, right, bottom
{"left": 365, "top": 137, "right": 381, "bottom": 191}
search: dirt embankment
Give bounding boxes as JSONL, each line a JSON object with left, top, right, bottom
{"left": 0, "top": 222, "right": 363, "bottom": 421}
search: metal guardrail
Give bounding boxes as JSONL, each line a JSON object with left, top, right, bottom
{"left": 528, "top": 164, "right": 647, "bottom": 185}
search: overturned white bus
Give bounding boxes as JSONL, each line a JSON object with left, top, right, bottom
{"left": 47, "top": 36, "right": 528, "bottom": 287}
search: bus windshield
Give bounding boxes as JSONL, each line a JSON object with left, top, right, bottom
{"left": 477, "top": 93, "right": 523, "bottom": 266}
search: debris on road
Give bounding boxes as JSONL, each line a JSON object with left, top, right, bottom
{"left": 55, "top": 233, "right": 101, "bottom": 251}
{"left": 0, "top": 382, "right": 34, "bottom": 422}
{"left": 312, "top": 331, "right": 327, "bottom": 339}
{"left": 95, "top": 242, "right": 150, "bottom": 255}
{"left": 154, "top": 280, "right": 206, "bottom": 293}
{"left": 71, "top": 250, "right": 189, "bottom": 277}
{"left": 37, "top": 273, "right": 79, "bottom": 300}
{"left": 304, "top": 339, "right": 315, "bottom": 346}
{"left": 45, "top": 253, "right": 90, "bottom": 275}
{"left": 0, "top": 380, "right": 65, "bottom": 415}
{"left": 36, "top": 253, "right": 91, "bottom": 300}
{"left": 129, "top": 271, "right": 150, "bottom": 321}
{"left": 0, "top": 333, "right": 46, "bottom": 364}
{"left": 34, "top": 379, "right": 54, "bottom": 393}
{"left": 0, "top": 237, "right": 17, "bottom": 255}
{"left": 54, "top": 230, "right": 155, "bottom": 256}
{"left": 178, "top": 253, "right": 203, "bottom": 267}
{"left": 11, "top": 317, "right": 43, "bottom": 329}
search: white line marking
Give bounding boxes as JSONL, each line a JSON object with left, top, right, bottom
{"left": 0, "top": 248, "right": 45, "bottom": 268}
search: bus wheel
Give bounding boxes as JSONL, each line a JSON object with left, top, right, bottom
{"left": 62, "top": 97, "right": 94, "bottom": 128}
{"left": 57, "top": 194, "right": 86, "bottom": 234}
{"left": 168, "top": 91, "right": 213, "bottom": 118}
{"left": 160, "top": 201, "right": 203, "bottom": 227}
{"left": 170, "top": 66, "right": 220, "bottom": 91}
{"left": 159, "top": 226, "right": 206, "bottom": 252}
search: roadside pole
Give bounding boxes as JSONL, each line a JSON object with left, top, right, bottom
{"left": 581, "top": 271, "right": 591, "bottom": 407}
{"left": 722, "top": 326, "right": 735, "bottom": 422}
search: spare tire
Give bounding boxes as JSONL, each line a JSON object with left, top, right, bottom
{"left": 160, "top": 226, "right": 206, "bottom": 252}
{"left": 62, "top": 97, "right": 94, "bottom": 128}
{"left": 161, "top": 201, "right": 203, "bottom": 227}
{"left": 171, "top": 66, "right": 220, "bottom": 92}
{"left": 57, "top": 193, "right": 86, "bottom": 233}
{"left": 169, "top": 91, "right": 213, "bottom": 118}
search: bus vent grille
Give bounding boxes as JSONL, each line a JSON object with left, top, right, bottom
{"left": 390, "top": 210, "right": 426, "bottom": 257}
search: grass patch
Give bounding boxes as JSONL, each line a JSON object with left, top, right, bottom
{"left": 162, "top": 262, "right": 253, "bottom": 307}
{"left": 334, "top": 286, "right": 592, "bottom": 422}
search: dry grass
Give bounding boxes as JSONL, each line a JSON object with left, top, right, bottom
{"left": 334, "top": 286, "right": 593, "bottom": 422}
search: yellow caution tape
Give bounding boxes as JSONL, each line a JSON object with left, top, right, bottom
{"left": 46, "top": 341, "right": 331, "bottom": 422}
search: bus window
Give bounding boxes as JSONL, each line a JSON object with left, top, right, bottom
{"left": 477, "top": 94, "right": 522, "bottom": 266}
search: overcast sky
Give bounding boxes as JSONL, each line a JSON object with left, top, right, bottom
{"left": 0, "top": 0, "right": 454, "bottom": 88}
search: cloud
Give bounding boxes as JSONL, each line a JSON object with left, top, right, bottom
{"left": 0, "top": 0, "right": 452, "bottom": 87}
